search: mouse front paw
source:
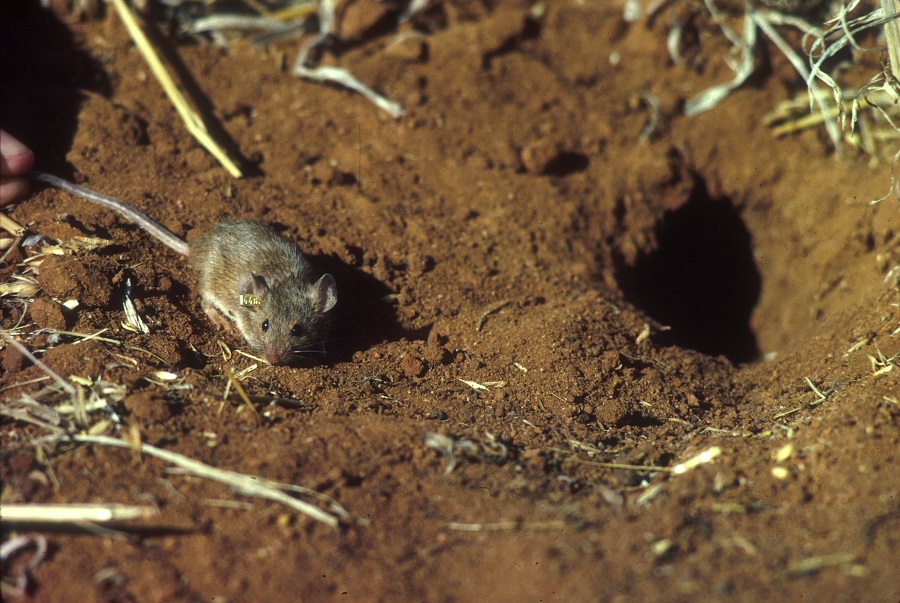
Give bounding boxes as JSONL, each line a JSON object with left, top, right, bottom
{"left": 201, "top": 301, "right": 234, "bottom": 332}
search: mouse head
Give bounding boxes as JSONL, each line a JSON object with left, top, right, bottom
{"left": 234, "top": 272, "right": 337, "bottom": 365}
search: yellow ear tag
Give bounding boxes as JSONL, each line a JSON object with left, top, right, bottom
{"left": 239, "top": 294, "right": 262, "bottom": 307}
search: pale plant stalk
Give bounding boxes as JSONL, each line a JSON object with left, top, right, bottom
{"left": 885, "top": 0, "right": 900, "bottom": 83}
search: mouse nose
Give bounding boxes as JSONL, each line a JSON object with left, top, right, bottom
{"left": 265, "top": 348, "right": 289, "bottom": 365}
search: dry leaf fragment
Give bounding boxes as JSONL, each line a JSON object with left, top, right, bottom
{"left": 122, "top": 277, "right": 150, "bottom": 334}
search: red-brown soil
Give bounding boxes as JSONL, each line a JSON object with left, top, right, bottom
{"left": 2, "top": 1, "right": 899, "bottom": 601}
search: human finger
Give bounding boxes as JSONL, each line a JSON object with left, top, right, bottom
{"left": 0, "top": 130, "right": 35, "bottom": 177}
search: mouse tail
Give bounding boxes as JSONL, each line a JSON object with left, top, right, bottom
{"left": 31, "top": 171, "right": 190, "bottom": 256}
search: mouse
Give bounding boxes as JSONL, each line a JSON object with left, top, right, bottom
{"left": 30, "top": 171, "right": 337, "bottom": 366}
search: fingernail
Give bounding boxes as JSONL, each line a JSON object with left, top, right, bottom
{"left": 0, "top": 130, "right": 31, "bottom": 158}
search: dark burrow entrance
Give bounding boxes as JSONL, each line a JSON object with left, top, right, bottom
{"left": 615, "top": 179, "right": 762, "bottom": 364}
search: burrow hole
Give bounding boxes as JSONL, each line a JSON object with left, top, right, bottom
{"left": 615, "top": 178, "right": 762, "bottom": 364}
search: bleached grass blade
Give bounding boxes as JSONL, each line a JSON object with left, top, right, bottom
{"left": 871, "top": 147, "right": 900, "bottom": 204}
{"left": 702, "top": 0, "right": 743, "bottom": 47}
{"left": 189, "top": 15, "right": 302, "bottom": 35}
{"left": 0, "top": 503, "right": 158, "bottom": 524}
{"left": 808, "top": 5, "right": 895, "bottom": 117}
{"left": 225, "top": 364, "right": 258, "bottom": 414}
{"left": 458, "top": 378, "right": 489, "bottom": 391}
{"left": 761, "top": 10, "right": 822, "bottom": 38}
{"left": 292, "top": 63, "right": 404, "bottom": 118}
{"left": 292, "top": 0, "right": 403, "bottom": 118}
{"left": 884, "top": 0, "right": 900, "bottom": 82}
{"left": 109, "top": 0, "right": 243, "bottom": 177}
{"left": 0, "top": 535, "right": 47, "bottom": 598}
{"left": 752, "top": 9, "right": 842, "bottom": 148}
{"left": 447, "top": 520, "right": 566, "bottom": 531}
{"left": 671, "top": 446, "right": 722, "bottom": 474}
{"left": 0, "top": 397, "right": 64, "bottom": 434}
{"left": 41, "top": 434, "right": 345, "bottom": 528}
{"left": 684, "top": 12, "right": 757, "bottom": 116}
{"left": 667, "top": 21, "right": 686, "bottom": 67}
{"left": 1, "top": 330, "right": 74, "bottom": 395}
{"left": 402, "top": 0, "right": 433, "bottom": 22}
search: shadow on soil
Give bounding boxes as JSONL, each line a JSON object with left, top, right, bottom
{"left": 0, "top": 1, "right": 109, "bottom": 174}
{"left": 311, "top": 254, "right": 425, "bottom": 365}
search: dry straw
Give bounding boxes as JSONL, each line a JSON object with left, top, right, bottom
{"left": 651, "top": 0, "right": 899, "bottom": 190}
{"left": 109, "top": 0, "right": 243, "bottom": 177}
{"left": 0, "top": 330, "right": 350, "bottom": 530}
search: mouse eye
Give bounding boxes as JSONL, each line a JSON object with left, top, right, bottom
{"left": 290, "top": 324, "right": 303, "bottom": 337}
{"left": 261, "top": 319, "right": 270, "bottom": 332}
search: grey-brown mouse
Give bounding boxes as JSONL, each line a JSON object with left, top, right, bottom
{"left": 31, "top": 171, "right": 337, "bottom": 366}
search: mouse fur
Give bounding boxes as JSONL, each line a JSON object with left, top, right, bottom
{"left": 189, "top": 220, "right": 337, "bottom": 365}
{"left": 31, "top": 172, "right": 338, "bottom": 366}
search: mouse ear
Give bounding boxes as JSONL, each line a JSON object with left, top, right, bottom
{"left": 237, "top": 273, "right": 269, "bottom": 298}
{"left": 311, "top": 274, "right": 337, "bottom": 313}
